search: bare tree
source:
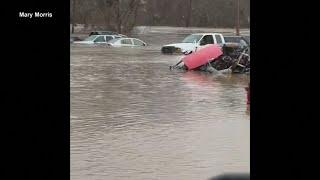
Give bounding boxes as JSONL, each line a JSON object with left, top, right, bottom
{"left": 95, "top": 0, "right": 115, "bottom": 30}
{"left": 113, "top": 0, "right": 143, "bottom": 33}
{"left": 71, "top": 0, "right": 250, "bottom": 32}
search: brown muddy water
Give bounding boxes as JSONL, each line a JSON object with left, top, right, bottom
{"left": 71, "top": 33, "right": 250, "bottom": 180}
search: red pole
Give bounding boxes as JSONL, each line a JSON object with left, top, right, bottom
{"left": 246, "top": 82, "right": 250, "bottom": 104}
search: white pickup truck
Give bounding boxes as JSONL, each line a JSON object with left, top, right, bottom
{"left": 161, "top": 33, "right": 225, "bottom": 54}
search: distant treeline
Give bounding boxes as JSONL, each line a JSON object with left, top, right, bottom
{"left": 71, "top": 0, "right": 250, "bottom": 33}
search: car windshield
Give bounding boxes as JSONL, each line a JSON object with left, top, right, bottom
{"left": 84, "top": 35, "right": 97, "bottom": 41}
{"left": 182, "top": 34, "right": 203, "bottom": 43}
{"left": 107, "top": 38, "right": 120, "bottom": 44}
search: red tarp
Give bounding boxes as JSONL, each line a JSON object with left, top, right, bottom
{"left": 182, "top": 44, "right": 223, "bottom": 70}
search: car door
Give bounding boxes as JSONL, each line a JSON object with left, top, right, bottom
{"left": 93, "top": 36, "right": 106, "bottom": 44}
{"left": 214, "top": 34, "right": 224, "bottom": 45}
{"left": 105, "top": 36, "right": 114, "bottom": 43}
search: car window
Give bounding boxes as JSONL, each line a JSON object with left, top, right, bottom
{"left": 84, "top": 35, "right": 97, "bottom": 41}
{"left": 94, "top": 36, "right": 105, "bottom": 43}
{"left": 105, "top": 36, "right": 113, "bottom": 42}
{"left": 121, "top": 39, "right": 132, "bottom": 45}
{"left": 200, "top": 35, "right": 214, "bottom": 45}
{"left": 215, "top": 35, "right": 223, "bottom": 44}
{"left": 182, "top": 34, "right": 203, "bottom": 43}
{"left": 133, "top": 39, "right": 145, "bottom": 46}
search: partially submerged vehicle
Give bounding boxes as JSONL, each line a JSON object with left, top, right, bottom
{"left": 181, "top": 44, "right": 223, "bottom": 70}
{"left": 170, "top": 44, "right": 223, "bottom": 71}
{"left": 161, "top": 33, "right": 226, "bottom": 54}
{"left": 224, "top": 35, "right": 250, "bottom": 48}
{"left": 107, "top": 38, "right": 147, "bottom": 47}
{"left": 242, "top": 35, "right": 250, "bottom": 45}
{"left": 73, "top": 35, "right": 125, "bottom": 45}
{"left": 170, "top": 43, "right": 250, "bottom": 74}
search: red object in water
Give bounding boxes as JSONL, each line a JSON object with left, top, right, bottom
{"left": 246, "top": 83, "right": 250, "bottom": 104}
{"left": 182, "top": 44, "right": 223, "bottom": 70}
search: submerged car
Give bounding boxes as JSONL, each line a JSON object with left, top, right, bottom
{"left": 107, "top": 38, "right": 147, "bottom": 47}
{"left": 73, "top": 35, "right": 124, "bottom": 45}
{"left": 161, "top": 33, "right": 225, "bottom": 54}
{"left": 224, "top": 35, "right": 250, "bottom": 48}
{"left": 243, "top": 35, "right": 250, "bottom": 45}
{"left": 169, "top": 44, "right": 223, "bottom": 71}
{"left": 89, "top": 31, "right": 118, "bottom": 36}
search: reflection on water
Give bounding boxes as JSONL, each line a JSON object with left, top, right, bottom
{"left": 71, "top": 36, "right": 250, "bottom": 180}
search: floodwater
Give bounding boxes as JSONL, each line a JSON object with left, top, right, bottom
{"left": 71, "top": 32, "right": 250, "bottom": 180}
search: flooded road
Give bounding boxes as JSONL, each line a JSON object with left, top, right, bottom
{"left": 71, "top": 33, "right": 250, "bottom": 180}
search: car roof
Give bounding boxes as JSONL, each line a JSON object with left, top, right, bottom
{"left": 225, "top": 35, "right": 249, "bottom": 38}
{"left": 225, "top": 35, "right": 242, "bottom": 37}
{"left": 109, "top": 37, "right": 146, "bottom": 43}
{"left": 91, "top": 34, "right": 119, "bottom": 37}
{"left": 91, "top": 31, "right": 115, "bottom": 32}
{"left": 115, "top": 37, "right": 143, "bottom": 40}
{"left": 90, "top": 31, "right": 118, "bottom": 33}
{"left": 191, "top": 33, "right": 222, "bottom": 35}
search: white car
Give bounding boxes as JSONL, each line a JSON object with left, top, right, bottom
{"left": 107, "top": 38, "right": 147, "bottom": 47}
{"left": 73, "top": 35, "right": 125, "bottom": 45}
{"left": 161, "top": 33, "right": 225, "bottom": 54}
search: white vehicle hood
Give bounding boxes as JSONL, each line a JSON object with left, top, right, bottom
{"left": 163, "top": 43, "right": 198, "bottom": 52}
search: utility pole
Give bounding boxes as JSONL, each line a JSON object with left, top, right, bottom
{"left": 186, "top": 0, "right": 192, "bottom": 27}
{"left": 71, "top": 0, "right": 76, "bottom": 34}
{"left": 236, "top": 0, "right": 240, "bottom": 36}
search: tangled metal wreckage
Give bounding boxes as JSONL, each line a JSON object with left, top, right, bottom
{"left": 170, "top": 43, "right": 250, "bottom": 74}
